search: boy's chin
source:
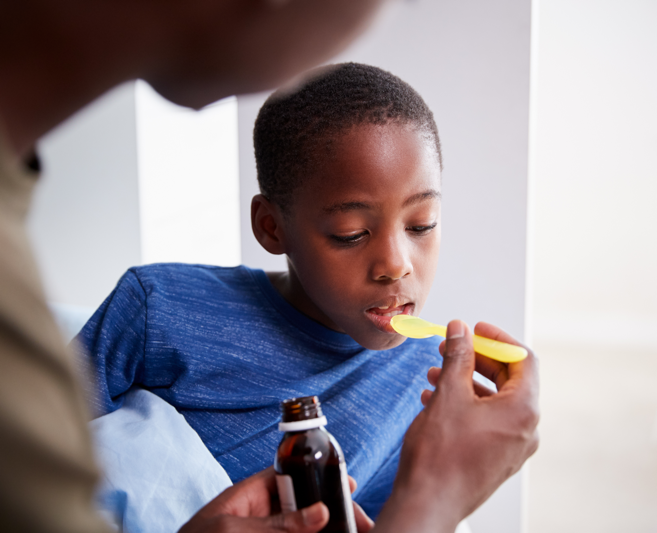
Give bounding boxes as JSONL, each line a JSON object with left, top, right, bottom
{"left": 356, "top": 332, "right": 408, "bottom": 351}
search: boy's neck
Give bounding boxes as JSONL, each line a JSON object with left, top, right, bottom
{"left": 266, "top": 270, "right": 344, "bottom": 333}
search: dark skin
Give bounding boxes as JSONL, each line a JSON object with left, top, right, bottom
{"left": 0, "top": 0, "right": 385, "bottom": 157}
{"left": 181, "top": 468, "right": 374, "bottom": 533}
{"left": 252, "top": 123, "right": 442, "bottom": 350}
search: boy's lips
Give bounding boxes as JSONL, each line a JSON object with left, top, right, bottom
{"left": 365, "top": 302, "right": 414, "bottom": 334}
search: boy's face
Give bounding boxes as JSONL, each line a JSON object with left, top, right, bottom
{"left": 279, "top": 123, "right": 441, "bottom": 350}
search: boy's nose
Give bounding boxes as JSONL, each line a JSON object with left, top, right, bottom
{"left": 371, "top": 236, "right": 413, "bottom": 282}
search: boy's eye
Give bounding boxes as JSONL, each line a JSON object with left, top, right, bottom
{"left": 330, "top": 231, "right": 369, "bottom": 246}
{"left": 407, "top": 223, "right": 438, "bottom": 235}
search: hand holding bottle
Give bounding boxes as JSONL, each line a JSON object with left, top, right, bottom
{"left": 179, "top": 466, "right": 373, "bottom": 533}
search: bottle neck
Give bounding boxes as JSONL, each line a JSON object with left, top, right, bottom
{"left": 278, "top": 415, "right": 327, "bottom": 432}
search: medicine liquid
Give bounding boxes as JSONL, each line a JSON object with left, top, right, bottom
{"left": 274, "top": 396, "right": 357, "bottom": 533}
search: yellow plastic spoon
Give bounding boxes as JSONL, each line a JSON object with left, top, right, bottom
{"left": 390, "top": 315, "right": 528, "bottom": 363}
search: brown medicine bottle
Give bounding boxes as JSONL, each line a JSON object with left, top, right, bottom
{"left": 274, "top": 396, "right": 357, "bottom": 533}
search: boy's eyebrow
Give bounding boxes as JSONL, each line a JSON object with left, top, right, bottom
{"left": 402, "top": 189, "right": 442, "bottom": 207}
{"left": 322, "top": 189, "right": 441, "bottom": 215}
{"left": 323, "top": 201, "right": 372, "bottom": 214}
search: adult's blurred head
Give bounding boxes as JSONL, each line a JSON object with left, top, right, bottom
{"left": 145, "top": 0, "right": 388, "bottom": 109}
{"left": 0, "top": 0, "right": 387, "bottom": 154}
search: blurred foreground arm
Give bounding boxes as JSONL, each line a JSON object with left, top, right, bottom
{"left": 375, "top": 320, "right": 540, "bottom": 533}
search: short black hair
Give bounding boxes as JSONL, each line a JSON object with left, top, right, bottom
{"left": 254, "top": 62, "right": 441, "bottom": 213}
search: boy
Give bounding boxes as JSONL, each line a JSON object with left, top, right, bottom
{"left": 77, "top": 62, "right": 443, "bottom": 519}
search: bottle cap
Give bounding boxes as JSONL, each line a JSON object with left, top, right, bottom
{"left": 278, "top": 416, "right": 327, "bottom": 432}
{"left": 279, "top": 395, "right": 327, "bottom": 432}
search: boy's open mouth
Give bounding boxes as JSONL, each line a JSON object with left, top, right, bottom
{"left": 365, "top": 302, "right": 414, "bottom": 334}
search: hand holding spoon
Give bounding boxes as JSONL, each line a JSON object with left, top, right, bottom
{"left": 390, "top": 315, "right": 528, "bottom": 363}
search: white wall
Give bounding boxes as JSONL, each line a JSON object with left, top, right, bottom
{"left": 530, "top": 0, "right": 657, "bottom": 348}
{"left": 136, "top": 82, "right": 240, "bottom": 267}
{"left": 29, "top": 82, "right": 240, "bottom": 310}
{"left": 239, "top": 1, "right": 532, "bottom": 532}
{"left": 28, "top": 83, "right": 142, "bottom": 308}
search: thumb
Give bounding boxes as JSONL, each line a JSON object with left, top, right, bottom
{"left": 436, "top": 320, "right": 475, "bottom": 398}
{"left": 264, "top": 502, "right": 329, "bottom": 532}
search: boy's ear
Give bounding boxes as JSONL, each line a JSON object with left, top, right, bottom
{"left": 251, "top": 194, "right": 287, "bottom": 255}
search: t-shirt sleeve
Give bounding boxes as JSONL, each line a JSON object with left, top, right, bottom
{"left": 74, "top": 269, "right": 147, "bottom": 417}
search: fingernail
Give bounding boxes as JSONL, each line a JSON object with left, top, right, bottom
{"left": 302, "top": 503, "right": 326, "bottom": 526}
{"left": 447, "top": 320, "right": 464, "bottom": 340}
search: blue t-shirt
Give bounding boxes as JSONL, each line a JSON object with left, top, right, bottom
{"left": 76, "top": 264, "right": 443, "bottom": 518}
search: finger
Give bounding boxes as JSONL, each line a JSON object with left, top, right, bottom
{"left": 432, "top": 320, "right": 475, "bottom": 401}
{"left": 506, "top": 347, "right": 540, "bottom": 410}
{"left": 206, "top": 466, "right": 277, "bottom": 517}
{"left": 266, "top": 502, "right": 329, "bottom": 532}
{"left": 472, "top": 377, "right": 496, "bottom": 397}
{"left": 353, "top": 501, "right": 375, "bottom": 532}
{"left": 421, "top": 389, "right": 432, "bottom": 406}
{"left": 473, "top": 321, "right": 523, "bottom": 347}
{"left": 427, "top": 366, "right": 441, "bottom": 387}
{"left": 438, "top": 339, "right": 446, "bottom": 356}
{"left": 473, "top": 323, "right": 540, "bottom": 430}
{"left": 437, "top": 353, "right": 509, "bottom": 391}
{"left": 423, "top": 374, "right": 495, "bottom": 403}
{"left": 441, "top": 330, "right": 512, "bottom": 390}
{"left": 474, "top": 322, "right": 539, "bottom": 398}
{"left": 443, "top": 323, "right": 523, "bottom": 353}
{"left": 348, "top": 476, "right": 357, "bottom": 494}
{"left": 473, "top": 322, "right": 532, "bottom": 389}
{"left": 474, "top": 353, "right": 509, "bottom": 390}
{"left": 258, "top": 465, "right": 279, "bottom": 492}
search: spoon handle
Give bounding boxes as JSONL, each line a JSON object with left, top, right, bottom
{"left": 472, "top": 335, "right": 528, "bottom": 363}
{"left": 431, "top": 325, "right": 527, "bottom": 363}
{"left": 430, "top": 325, "right": 447, "bottom": 337}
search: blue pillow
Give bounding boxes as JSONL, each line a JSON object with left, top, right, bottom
{"left": 90, "top": 388, "right": 233, "bottom": 533}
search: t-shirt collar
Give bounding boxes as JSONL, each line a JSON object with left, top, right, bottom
{"left": 247, "top": 267, "right": 364, "bottom": 353}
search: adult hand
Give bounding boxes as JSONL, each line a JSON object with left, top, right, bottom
{"left": 374, "top": 320, "right": 539, "bottom": 533}
{"left": 179, "top": 466, "right": 373, "bottom": 533}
